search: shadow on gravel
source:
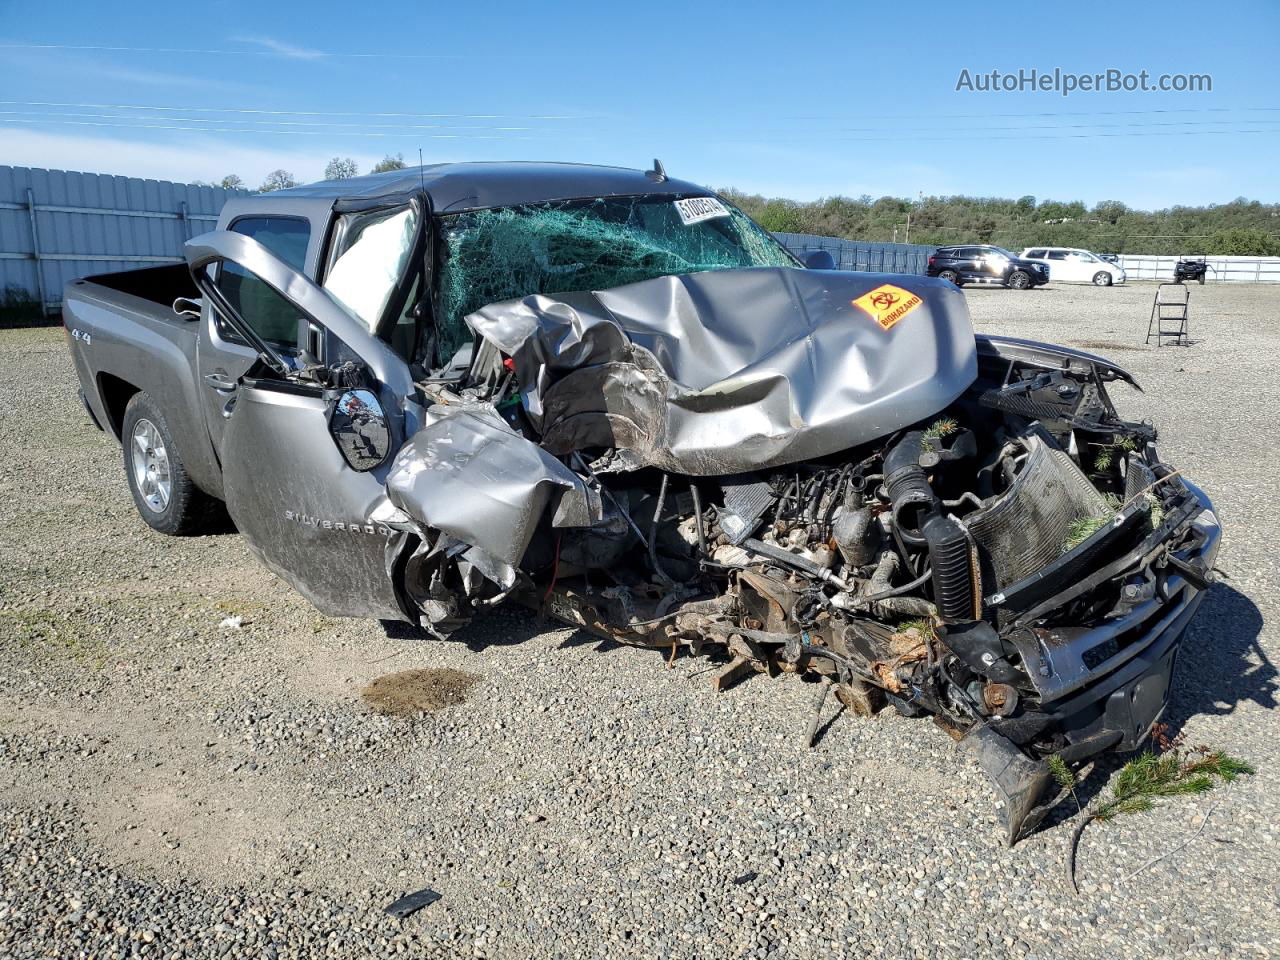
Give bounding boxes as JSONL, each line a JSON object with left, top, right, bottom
{"left": 1165, "top": 582, "right": 1275, "bottom": 728}
{"left": 381, "top": 608, "right": 608, "bottom": 654}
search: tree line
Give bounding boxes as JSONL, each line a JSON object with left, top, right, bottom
{"left": 722, "top": 190, "right": 1280, "bottom": 256}
{"left": 193, "top": 154, "right": 406, "bottom": 195}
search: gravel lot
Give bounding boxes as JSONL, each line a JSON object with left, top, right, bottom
{"left": 2, "top": 281, "right": 1278, "bottom": 959}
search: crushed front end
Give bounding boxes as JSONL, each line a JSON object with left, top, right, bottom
{"left": 381, "top": 268, "right": 1219, "bottom": 843}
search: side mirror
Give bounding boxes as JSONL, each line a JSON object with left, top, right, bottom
{"left": 173, "top": 296, "right": 203, "bottom": 320}
{"left": 801, "top": 249, "right": 837, "bottom": 270}
{"left": 329, "top": 389, "right": 391, "bottom": 471}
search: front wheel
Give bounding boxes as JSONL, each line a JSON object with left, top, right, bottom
{"left": 1007, "top": 270, "right": 1031, "bottom": 290}
{"left": 1092, "top": 271, "right": 1113, "bottom": 287}
{"left": 939, "top": 269, "right": 961, "bottom": 286}
{"left": 121, "top": 392, "right": 219, "bottom": 535}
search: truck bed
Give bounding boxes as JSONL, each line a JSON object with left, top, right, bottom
{"left": 62, "top": 263, "right": 225, "bottom": 499}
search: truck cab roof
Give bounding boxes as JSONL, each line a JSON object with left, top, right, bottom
{"left": 251, "top": 161, "right": 711, "bottom": 214}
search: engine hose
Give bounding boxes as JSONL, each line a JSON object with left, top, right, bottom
{"left": 883, "top": 431, "right": 934, "bottom": 546}
{"left": 883, "top": 430, "right": 976, "bottom": 623}
{"left": 923, "top": 513, "right": 976, "bottom": 623}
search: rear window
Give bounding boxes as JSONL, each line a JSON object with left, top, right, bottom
{"left": 217, "top": 217, "right": 311, "bottom": 347}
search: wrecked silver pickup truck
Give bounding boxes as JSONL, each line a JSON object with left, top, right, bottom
{"left": 64, "top": 162, "right": 1220, "bottom": 841}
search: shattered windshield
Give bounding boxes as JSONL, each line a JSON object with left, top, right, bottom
{"left": 434, "top": 195, "right": 798, "bottom": 360}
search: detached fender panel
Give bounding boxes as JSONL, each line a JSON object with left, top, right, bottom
{"left": 975, "top": 334, "right": 1140, "bottom": 389}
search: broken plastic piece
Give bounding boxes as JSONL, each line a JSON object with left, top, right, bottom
{"left": 962, "top": 723, "right": 1053, "bottom": 845}
{"left": 384, "top": 886, "right": 442, "bottom": 920}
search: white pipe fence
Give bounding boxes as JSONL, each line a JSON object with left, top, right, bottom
{"left": 1117, "top": 254, "right": 1280, "bottom": 283}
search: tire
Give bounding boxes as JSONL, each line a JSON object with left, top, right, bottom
{"left": 120, "top": 392, "right": 218, "bottom": 535}
{"left": 1093, "top": 271, "right": 1113, "bottom": 287}
{"left": 939, "top": 269, "right": 961, "bottom": 286}
{"left": 1007, "top": 270, "right": 1031, "bottom": 290}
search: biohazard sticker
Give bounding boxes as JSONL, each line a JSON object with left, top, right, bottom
{"left": 851, "top": 284, "right": 924, "bottom": 331}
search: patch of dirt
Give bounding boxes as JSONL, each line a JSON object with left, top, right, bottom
{"left": 361, "top": 668, "right": 482, "bottom": 716}
{"left": 1068, "top": 340, "right": 1146, "bottom": 352}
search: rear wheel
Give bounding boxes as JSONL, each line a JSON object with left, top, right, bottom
{"left": 121, "top": 393, "right": 218, "bottom": 535}
{"left": 939, "top": 269, "right": 961, "bottom": 286}
{"left": 1093, "top": 271, "right": 1113, "bottom": 286}
{"left": 1007, "top": 270, "right": 1031, "bottom": 290}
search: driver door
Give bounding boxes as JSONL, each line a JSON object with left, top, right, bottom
{"left": 187, "top": 231, "right": 420, "bottom": 621}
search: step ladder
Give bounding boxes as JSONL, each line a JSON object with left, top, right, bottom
{"left": 1146, "top": 283, "right": 1190, "bottom": 346}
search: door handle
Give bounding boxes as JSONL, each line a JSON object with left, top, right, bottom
{"left": 203, "top": 372, "right": 237, "bottom": 393}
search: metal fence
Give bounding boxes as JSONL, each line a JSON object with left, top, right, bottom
{"left": 0, "top": 165, "right": 244, "bottom": 315}
{"left": 774, "top": 232, "right": 936, "bottom": 275}
{"left": 1116, "top": 254, "right": 1280, "bottom": 283}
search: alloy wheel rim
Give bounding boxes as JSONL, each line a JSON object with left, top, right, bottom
{"left": 130, "top": 418, "right": 172, "bottom": 513}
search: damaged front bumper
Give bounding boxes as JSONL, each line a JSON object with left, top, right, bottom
{"left": 966, "top": 481, "right": 1220, "bottom": 842}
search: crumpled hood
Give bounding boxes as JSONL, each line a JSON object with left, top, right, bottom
{"left": 466, "top": 267, "right": 978, "bottom": 474}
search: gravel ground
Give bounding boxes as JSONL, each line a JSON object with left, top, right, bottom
{"left": 1, "top": 281, "right": 1278, "bottom": 959}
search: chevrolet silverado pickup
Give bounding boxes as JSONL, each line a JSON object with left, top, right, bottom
{"left": 63, "top": 161, "right": 1221, "bottom": 842}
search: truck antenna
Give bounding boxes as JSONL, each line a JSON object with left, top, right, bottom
{"left": 418, "top": 147, "right": 426, "bottom": 194}
{"left": 645, "top": 158, "right": 667, "bottom": 183}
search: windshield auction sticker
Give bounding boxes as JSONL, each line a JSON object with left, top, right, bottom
{"left": 852, "top": 284, "right": 924, "bottom": 331}
{"left": 673, "top": 196, "right": 731, "bottom": 226}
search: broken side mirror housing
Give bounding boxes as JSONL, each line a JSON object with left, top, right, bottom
{"left": 329, "top": 388, "right": 391, "bottom": 471}
{"left": 801, "top": 249, "right": 836, "bottom": 270}
{"left": 297, "top": 317, "right": 325, "bottom": 367}
{"left": 172, "top": 296, "right": 203, "bottom": 320}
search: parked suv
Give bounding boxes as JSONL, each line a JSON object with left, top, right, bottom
{"left": 927, "top": 245, "right": 1049, "bottom": 289}
{"left": 1021, "top": 247, "right": 1126, "bottom": 286}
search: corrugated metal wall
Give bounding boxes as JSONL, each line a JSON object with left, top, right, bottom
{"left": 774, "top": 232, "right": 936, "bottom": 275}
{"left": 0, "top": 165, "right": 243, "bottom": 314}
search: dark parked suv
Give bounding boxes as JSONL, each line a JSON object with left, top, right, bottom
{"left": 927, "top": 245, "right": 1049, "bottom": 289}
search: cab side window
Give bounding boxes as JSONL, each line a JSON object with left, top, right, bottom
{"left": 216, "top": 217, "right": 311, "bottom": 348}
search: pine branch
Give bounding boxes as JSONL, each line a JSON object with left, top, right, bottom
{"left": 1062, "top": 742, "right": 1253, "bottom": 895}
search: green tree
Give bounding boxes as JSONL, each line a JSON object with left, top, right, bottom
{"left": 324, "top": 157, "right": 359, "bottom": 180}
{"left": 371, "top": 153, "right": 407, "bottom": 173}
{"left": 1094, "top": 200, "right": 1128, "bottom": 224}
{"left": 754, "top": 200, "right": 805, "bottom": 233}
{"left": 722, "top": 185, "right": 1278, "bottom": 255}
{"left": 258, "top": 169, "right": 297, "bottom": 193}
{"left": 1204, "top": 228, "right": 1280, "bottom": 256}
{"left": 219, "top": 174, "right": 244, "bottom": 191}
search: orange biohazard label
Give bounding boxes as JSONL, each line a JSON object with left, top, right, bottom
{"left": 851, "top": 284, "right": 924, "bottom": 331}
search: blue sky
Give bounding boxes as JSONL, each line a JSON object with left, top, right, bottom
{"left": 1, "top": 0, "right": 1277, "bottom": 208}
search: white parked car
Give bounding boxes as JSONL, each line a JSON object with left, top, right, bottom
{"left": 1020, "top": 247, "right": 1126, "bottom": 286}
